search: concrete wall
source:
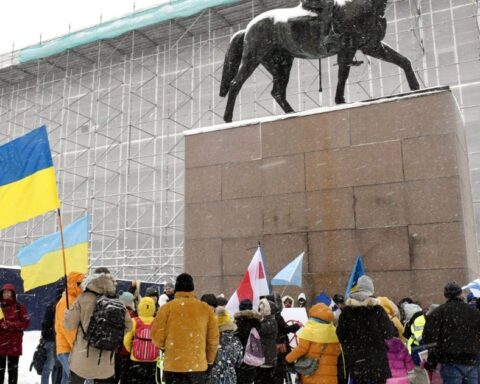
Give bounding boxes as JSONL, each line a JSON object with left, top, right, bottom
{"left": 184, "top": 89, "right": 477, "bottom": 306}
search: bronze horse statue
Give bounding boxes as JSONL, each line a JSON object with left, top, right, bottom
{"left": 219, "top": 0, "right": 420, "bottom": 122}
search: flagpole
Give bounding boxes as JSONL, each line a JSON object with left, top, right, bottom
{"left": 57, "top": 208, "right": 70, "bottom": 309}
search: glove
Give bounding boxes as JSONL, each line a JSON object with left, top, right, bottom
{"left": 423, "top": 360, "right": 437, "bottom": 372}
{"left": 289, "top": 323, "right": 301, "bottom": 333}
{"left": 407, "top": 370, "right": 416, "bottom": 380}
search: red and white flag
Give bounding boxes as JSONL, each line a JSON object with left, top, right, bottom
{"left": 226, "top": 246, "right": 270, "bottom": 315}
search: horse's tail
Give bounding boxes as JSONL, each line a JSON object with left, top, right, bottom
{"left": 219, "top": 30, "right": 245, "bottom": 97}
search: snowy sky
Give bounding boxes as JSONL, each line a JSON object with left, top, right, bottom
{"left": 0, "top": 0, "right": 168, "bottom": 55}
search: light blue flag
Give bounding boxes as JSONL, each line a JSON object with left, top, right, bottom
{"left": 345, "top": 255, "right": 366, "bottom": 298}
{"left": 463, "top": 279, "right": 480, "bottom": 297}
{"left": 271, "top": 252, "right": 304, "bottom": 288}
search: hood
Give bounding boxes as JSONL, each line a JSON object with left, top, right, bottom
{"left": 0, "top": 283, "right": 17, "bottom": 301}
{"left": 67, "top": 272, "right": 85, "bottom": 298}
{"left": 234, "top": 309, "right": 262, "bottom": 321}
{"left": 309, "top": 303, "right": 334, "bottom": 322}
{"left": 82, "top": 272, "right": 116, "bottom": 296}
{"left": 402, "top": 303, "right": 423, "bottom": 324}
{"left": 385, "top": 337, "right": 405, "bottom": 353}
{"left": 378, "top": 296, "right": 399, "bottom": 318}
{"left": 138, "top": 297, "right": 156, "bottom": 317}
{"left": 258, "top": 298, "right": 277, "bottom": 318}
{"left": 345, "top": 297, "right": 379, "bottom": 307}
{"left": 282, "top": 295, "right": 295, "bottom": 307}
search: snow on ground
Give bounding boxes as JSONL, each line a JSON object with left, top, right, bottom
{"left": 19, "top": 331, "right": 41, "bottom": 384}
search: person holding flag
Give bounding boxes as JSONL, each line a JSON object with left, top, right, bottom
{"left": 337, "top": 275, "right": 396, "bottom": 384}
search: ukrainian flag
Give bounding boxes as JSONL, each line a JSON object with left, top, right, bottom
{"left": 345, "top": 255, "right": 366, "bottom": 298}
{"left": 17, "top": 215, "right": 89, "bottom": 291}
{"left": 0, "top": 126, "right": 60, "bottom": 229}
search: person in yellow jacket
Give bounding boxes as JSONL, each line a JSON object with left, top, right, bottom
{"left": 151, "top": 273, "right": 219, "bottom": 384}
{"left": 286, "top": 303, "right": 341, "bottom": 384}
{"left": 54, "top": 271, "right": 84, "bottom": 384}
{"left": 123, "top": 297, "right": 158, "bottom": 384}
{"left": 378, "top": 296, "right": 405, "bottom": 342}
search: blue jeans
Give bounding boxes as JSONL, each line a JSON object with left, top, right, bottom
{"left": 41, "top": 342, "right": 56, "bottom": 384}
{"left": 57, "top": 353, "right": 70, "bottom": 384}
{"left": 440, "top": 363, "right": 478, "bottom": 384}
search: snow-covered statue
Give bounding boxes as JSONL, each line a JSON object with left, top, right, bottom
{"left": 219, "top": 0, "right": 420, "bottom": 122}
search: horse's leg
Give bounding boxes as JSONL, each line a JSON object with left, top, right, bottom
{"left": 362, "top": 42, "right": 420, "bottom": 90}
{"left": 335, "top": 48, "right": 357, "bottom": 104}
{"left": 263, "top": 54, "right": 295, "bottom": 114}
{"left": 224, "top": 50, "right": 261, "bottom": 123}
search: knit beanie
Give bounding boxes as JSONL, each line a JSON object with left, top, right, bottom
{"left": 119, "top": 291, "right": 135, "bottom": 310}
{"left": 175, "top": 273, "right": 194, "bottom": 292}
{"left": 239, "top": 299, "right": 253, "bottom": 311}
{"left": 350, "top": 275, "right": 374, "bottom": 302}
{"left": 164, "top": 282, "right": 174, "bottom": 290}
{"left": 444, "top": 281, "right": 462, "bottom": 300}
{"left": 145, "top": 286, "right": 159, "bottom": 298}
{"left": 216, "top": 306, "right": 237, "bottom": 332}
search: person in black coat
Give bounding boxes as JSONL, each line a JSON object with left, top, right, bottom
{"left": 422, "top": 281, "right": 480, "bottom": 382}
{"left": 337, "top": 275, "right": 396, "bottom": 384}
{"left": 234, "top": 299, "right": 262, "bottom": 384}
{"left": 255, "top": 298, "right": 278, "bottom": 384}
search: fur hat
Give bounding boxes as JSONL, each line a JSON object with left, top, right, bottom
{"left": 239, "top": 299, "right": 253, "bottom": 311}
{"left": 175, "top": 273, "right": 194, "bottom": 292}
{"left": 350, "top": 275, "right": 374, "bottom": 302}
{"left": 119, "top": 291, "right": 135, "bottom": 309}
{"left": 444, "top": 281, "right": 462, "bottom": 299}
{"left": 216, "top": 306, "right": 237, "bottom": 332}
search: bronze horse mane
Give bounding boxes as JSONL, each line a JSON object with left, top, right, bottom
{"left": 219, "top": 0, "right": 420, "bottom": 122}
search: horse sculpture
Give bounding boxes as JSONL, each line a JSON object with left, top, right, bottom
{"left": 219, "top": 0, "right": 420, "bottom": 122}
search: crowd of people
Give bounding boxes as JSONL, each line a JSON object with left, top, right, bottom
{"left": 1, "top": 271, "right": 480, "bottom": 384}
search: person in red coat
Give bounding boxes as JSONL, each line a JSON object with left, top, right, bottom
{"left": 0, "top": 283, "right": 29, "bottom": 384}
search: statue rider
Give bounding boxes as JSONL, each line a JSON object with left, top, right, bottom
{"left": 301, "top": 0, "right": 340, "bottom": 54}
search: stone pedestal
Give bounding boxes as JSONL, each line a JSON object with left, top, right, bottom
{"left": 184, "top": 88, "right": 477, "bottom": 305}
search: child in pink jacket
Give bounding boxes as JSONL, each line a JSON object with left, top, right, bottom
{"left": 385, "top": 337, "right": 415, "bottom": 384}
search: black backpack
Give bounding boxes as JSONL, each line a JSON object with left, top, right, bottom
{"left": 30, "top": 339, "right": 47, "bottom": 375}
{"left": 81, "top": 294, "right": 126, "bottom": 364}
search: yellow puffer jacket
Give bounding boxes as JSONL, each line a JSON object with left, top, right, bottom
{"left": 378, "top": 296, "right": 405, "bottom": 342}
{"left": 151, "top": 291, "right": 219, "bottom": 372}
{"left": 124, "top": 297, "right": 157, "bottom": 362}
{"left": 286, "top": 303, "right": 341, "bottom": 384}
{"left": 54, "top": 272, "right": 84, "bottom": 355}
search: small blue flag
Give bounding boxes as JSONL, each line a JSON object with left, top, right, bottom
{"left": 271, "top": 252, "right": 304, "bottom": 288}
{"left": 345, "top": 255, "right": 366, "bottom": 298}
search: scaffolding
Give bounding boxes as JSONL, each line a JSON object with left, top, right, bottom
{"left": 0, "top": 0, "right": 479, "bottom": 283}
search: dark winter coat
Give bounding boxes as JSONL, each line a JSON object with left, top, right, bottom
{"left": 0, "top": 284, "right": 29, "bottom": 356}
{"left": 208, "top": 330, "right": 243, "bottom": 384}
{"left": 336, "top": 297, "right": 396, "bottom": 382}
{"left": 41, "top": 301, "right": 56, "bottom": 342}
{"left": 234, "top": 309, "right": 262, "bottom": 382}
{"left": 422, "top": 298, "right": 480, "bottom": 366}
{"left": 258, "top": 299, "right": 278, "bottom": 367}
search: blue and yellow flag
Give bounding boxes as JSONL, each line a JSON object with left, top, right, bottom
{"left": 345, "top": 255, "right": 366, "bottom": 298}
{"left": 17, "top": 215, "right": 89, "bottom": 291}
{"left": 0, "top": 126, "right": 60, "bottom": 229}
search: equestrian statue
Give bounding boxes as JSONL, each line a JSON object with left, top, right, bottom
{"left": 219, "top": 0, "right": 420, "bottom": 122}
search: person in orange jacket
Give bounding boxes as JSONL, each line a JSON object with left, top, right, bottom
{"left": 286, "top": 303, "right": 341, "bottom": 384}
{"left": 54, "top": 272, "right": 84, "bottom": 384}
